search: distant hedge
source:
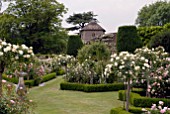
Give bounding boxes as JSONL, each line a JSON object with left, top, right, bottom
{"left": 60, "top": 82, "right": 124, "bottom": 92}
{"left": 117, "top": 26, "right": 142, "bottom": 53}
{"left": 3, "top": 72, "right": 57, "bottom": 88}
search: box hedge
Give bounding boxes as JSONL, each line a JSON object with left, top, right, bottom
{"left": 118, "top": 90, "right": 170, "bottom": 107}
{"left": 41, "top": 72, "right": 56, "bottom": 83}
{"left": 60, "top": 82, "right": 124, "bottom": 92}
{"left": 110, "top": 107, "right": 131, "bottom": 114}
{"left": 25, "top": 80, "right": 34, "bottom": 88}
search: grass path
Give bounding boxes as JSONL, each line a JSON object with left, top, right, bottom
{"left": 29, "top": 76, "right": 123, "bottom": 114}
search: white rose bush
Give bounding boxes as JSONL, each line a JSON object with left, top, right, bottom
{"left": 0, "top": 40, "right": 34, "bottom": 95}
{"left": 106, "top": 46, "right": 170, "bottom": 111}
{"left": 0, "top": 40, "right": 35, "bottom": 113}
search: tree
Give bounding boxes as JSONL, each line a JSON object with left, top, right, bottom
{"left": 136, "top": 1, "right": 170, "bottom": 26}
{"left": 66, "top": 11, "right": 97, "bottom": 31}
{"left": 66, "top": 35, "right": 83, "bottom": 57}
{"left": 149, "top": 29, "right": 170, "bottom": 53}
{"left": 116, "top": 26, "right": 142, "bottom": 53}
{"left": 0, "top": 0, "right": 68, "bottom": 54}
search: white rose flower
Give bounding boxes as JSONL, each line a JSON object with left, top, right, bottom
{"left": 15, "top": 56, "right": 19, "bottom": 60}
{"left": 0, "top": 45, "right": 2, "bottom": 49}
{"left": 144, "top": 63, "right": 150, "bottom": 68}
{"left": 141, "top": 57, "right": 145, "bottom": 60}
{"left": 18, "top": 50, "right": 23, "bottom": 55}
{"left": 1, "top": 41, "right": 7, "bottom": 46}
{"left": 21, "top": 44, "right": 28, "bottom": 50}
{"left": 114, "top": 62, "right": 118, "bottom": 66}
{"left": 116, "top": 56, "right": 120, "bottom": 60}
{"left": 134, "top": 66, "right": 140, "bottom": 71}
{"left": 0, "top": 52, "right": 3, "bottom": 56}
{"left": 3, "top": 46, "right": 11, "bottom": 52}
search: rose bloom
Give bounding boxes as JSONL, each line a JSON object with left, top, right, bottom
{"left": 10, "top": 100, "right": 15, "bottom": 104}
{"left": 160, "top": 109, "right": 166, "bottom": 114}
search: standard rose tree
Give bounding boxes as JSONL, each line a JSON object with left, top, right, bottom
{"left": 0, "top": 40, "right": 34, "bottom": 96}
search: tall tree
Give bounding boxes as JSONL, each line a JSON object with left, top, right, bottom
{"left": 0, "top": 0, "right": 68, "bottom": 54}
{"left": 136, "top": 1, "right": 170, "bottom": 26}
{"left": 66, "top": 11, "right": 97, "bottom": 31}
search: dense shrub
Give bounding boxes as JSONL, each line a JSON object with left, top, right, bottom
{"left": 77, "top": 42, "right": 110, "bottom": 63}
{"left": 110, "top": 107, "right": 131, "bottom": 114}
{"left": 117, "top": 26, "right": 142, "bottom": 53}
{"left": 56, "top": 68, "right": 65, "bottom": 75}
{"left": 137, "top": 26, "right": 163, "bottom": 46}
{"left": 60, "top": 82, "right": 124, "bottom": 92}
{"left": 41, "top": 72, "right": 56, "bottom": 83}
{"left": 149, "top": 29, "right": 170, "bottom": 53}
{"left": 66, "top": 35, "right": 83, "bottom": 57}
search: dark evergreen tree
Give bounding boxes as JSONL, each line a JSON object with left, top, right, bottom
{"left": 117, "top": 26, "right": 142, "bottom": 53}
{"left": 67, "top": 35, "right": 83, "bottom": 57}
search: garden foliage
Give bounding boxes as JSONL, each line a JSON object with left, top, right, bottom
{"left": 117, "top": 26, "right": 142, "bottom": 53}
{"left": 66, "top": 35, "right": 83, "bottom": 57}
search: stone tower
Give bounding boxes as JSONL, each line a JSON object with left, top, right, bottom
{"left": 80, "top": 21, "right": 105, "bottom": 44}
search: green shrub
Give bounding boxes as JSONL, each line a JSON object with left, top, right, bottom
{"left": 41, "top": 72, "right": 56, "bottom": 83}
{"left": 137, "top": 26, "right": 163, "bottom": 46}
{"left": 149, "top": 29, "right": 170, "bottom": 53}
{"left": 2, "top": 74, "right": 18, "bottom": 84}
{"left": 117, "top": 26, "right": 142, "bottom": 53}
{"left": 60, "top": 82, "right": 124, "bottom": 92}
{"left": 67, "top": 35, "right": 83, "bottom": 57}
{"left": 25, "top": 80, "right": 34, "bottom": 88}
{"left": 110, "top": 107, "right": 131, "bottom": 114}
{"left": 56, "top": 68, "right": 65, "bottom": 75}
{"left": 77, "top": 42, "right": 110, "bottom": 63}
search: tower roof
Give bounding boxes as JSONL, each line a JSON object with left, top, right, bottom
{"left": 81, "top": 21, "right": 105, "bottom": 32}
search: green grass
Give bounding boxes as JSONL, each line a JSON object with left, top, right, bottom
{"left": 29, "top": 76, "right": 123, "bottom": 114}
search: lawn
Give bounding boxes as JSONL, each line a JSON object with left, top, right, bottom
{"left": 29, "top": 76, "right": 123, "bottom": 114}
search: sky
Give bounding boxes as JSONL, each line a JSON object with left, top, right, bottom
{"left": 57, "top": 0, "right": 167, "bottom": 34}
{"left": 1, "top": 0, "right": 169, "bottom": 34}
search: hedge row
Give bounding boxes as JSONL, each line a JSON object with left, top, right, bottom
{"left": 118, "top": 90, "right": 170, "bottom": 107}
{"left": 60, "top": 82, "right": 124, "bottom": 92}
{"left": 110, "top": 107, "right": 131, "bottom": 114}
{"left": 41, "top": 73, "right": 56, "bottom": 83}
{"left": 3, "top": 72, "right": 57, "bottom": 88}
